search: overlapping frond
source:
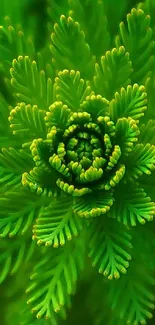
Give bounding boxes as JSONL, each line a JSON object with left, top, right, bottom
{"left": 110, "top": 184, "right": 155, "bottom": 226}
{"left": 26, "top": 239, "right": 85, "bottom": 319}
{"left": 10, "top": 56, "right": 54, "bottom": 108}
{"left": 94, "top": 46, "right": 132, "bottom": 100}
{"left": 109, "top": 84, "right": 147, "bottom": 123}
{"left": 115, "top": 8, "right": 155, "bottom": 84}
{"left": 115, "top": 117, "right": 140, "bottom": 156}
{"left": 9, "top": 103, "right": 47, "bottom": 147}
{"left": 69, "top": 0, "right": 110, "bottom": 58}
{"left": 50, "top": 15, "right": 95, "bottom": 79}
{"left": 0, "top": 16, "right": 35, "bottom": 74}
{"left": 89, "top": 218, "right": 132, "bottom": 279}
{"left": 33, "top": 196, "right": 83, "bottom": 247}
{"left": 0, "top": 147, "right": 33, "bottom": 191}
{"left": 54, "top": 69, "right": 92, "bottom": 111}
{"left": 125, "top": 143, "right": 155, "bottom": 179}
{"left": 73, "top": 191, "right": 114, "bottom": 218}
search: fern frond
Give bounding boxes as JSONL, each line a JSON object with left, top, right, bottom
{"left": 89, "top": 218, "right": 132, "bottom": 279}
{"left": 55, "top": 69, "right": 92, "bottom": 111}
{"left": 0, "top": 16, "right": 35, "bottom": 74}
{"left": 109, "top": 84, "right": 147, "bottom": 123}
{"left": 0, "top": 147, "right": 33, "bottom": 190}
{"left": 115, "top": 8, "right": 155, "bottom": 84}
{"left": 81, "top": 94, "right": 109, "bottom": 120}
{"left": 9, "top": 103, "right": 47, "bottom": 147}
{"left": 45, "top": 100, "right": 71, "bottom": 132}
{"left": 10, "top": 56, "right": 54, "bottom": 108}
{"left": 94, "top": 46, "right": 132, "bottom": 100}
{"left": 69, "top": 0, "right": 110, "bottom": 58}
{"left": 73, "top": 191, "right": 114, "bottom": 218}
{"left": 110, "top": 184, "right": 155, "bottom": 226}
{"left": 50, "top": 15, "right": 95, "bottom": 79}
{"left": 26, "top": 239, "right": 85, "bottom": 319}
{"left": 125, "top": 143, "right": 155, "bottom": 179}
{"left": 115, "top": 117, "right": 140, "bottom": 156}
{"left": 0, "top": 188, "right": 49, "bottom": 237}
{"left": 33, "top": 196, "right": 83, "bottom": 247}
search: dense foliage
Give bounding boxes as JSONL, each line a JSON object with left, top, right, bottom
{"left": 1, "top": 1, "right": 155, "bottom": 325}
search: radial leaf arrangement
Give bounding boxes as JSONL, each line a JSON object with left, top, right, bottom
{"left": 1, "top": 1, "right": 155, "bottom": 325}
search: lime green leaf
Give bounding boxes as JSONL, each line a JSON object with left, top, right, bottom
{"left": 110, "top": 185, "right": 155, "bottom": 226}
{"left": 0, "top": 147, "right": 33, "bottom": 191}
{"left": 10, "top": 56, "right": 54, "bottom": 108}
{"left": 50, "top": 15, "right": 95, "bottom": 79}
{"left": 9, "top": 103, "right": 46, "bottom": 147}
{"left": 26, "top": 239, "right": 85, "bottom": 319}
{"left": 81, "top": 94, "right": 109, "bottom": 120}
{"left": 0, "top": 16, "right": 35, "bottom": 74}
{"left": 89, "top": 218, "right": 132, "bottom": 279}
{"left": 54, "top": 69, "right": 92, "bottom": 111}
{"left": 109, "top": 84, "right": 147, "bottom": 123}
{"left": 45, "top": 100, "right": 71, "bottom": 132}
{"left": 115, "top": 8, "right": 155, "bottom": 84}
{"left": 33, "top": 196, "right": 83, "bottom": 247}
{"left": 0, "top": 147, "right": 33, "bottom": 172}
{"left": 94, "top": 46, "right": 132, "bottom": 100}
{"left": 73, "top": 191, "right": 114, "bottom": 218}
{"left": 126, "top": 143, "right": 155, "bottom": 179}
{"left": 115, "top": 117, "right": 140, "bottom": 156}
{"left": 69, "top": 0, "right": 110, "bottom": 58}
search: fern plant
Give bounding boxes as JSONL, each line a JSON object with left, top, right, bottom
{"left": 1, "top": 0, "right": 155, "bottom": 325}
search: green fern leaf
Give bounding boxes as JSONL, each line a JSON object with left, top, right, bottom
{"left": 109, "top": 84, "right": 147, "bottom": 123}
{"left": 54, "top": 69, "right": 92, "bottom": 111}
{"left": 0, "top": 188, "right": 45, "bottom": 237}
{"left": 50, "top": 15, "right": 95, "bottom": 79}
{"left": 32, "top": 196, "right": 83, "bottom": 247}
{"left": 69, "top": 0, "right": 110, "bottom": 58}
{"left": 45, "top": 100, "right": 71, "bottom": 132}
{"left": 89, "top": 218, "right": 132, "bottom": 279}
{"left": 110, "top": 185, "right": 155, "bottom": 226}
{"left": 125, "top": 143, "right": 155, "bottom": 179}
{"left": 10, "top": 56, "right": 54, "bottom": 108}
{"left": 0, "top": 16, "right": 35, "bottom": 74}
{"left": 26, "top": 239, "right": 85, "bottom": 319}
{"left": 80, "top": 94, "right": 109, "bottom": 120}
{"left": 93, "top": 46, "right": 132, "bottom": 100}
{"left": 115, "top": 117, "right": 140, "bottom": 156}
{"left": 9, "top": 103, "right": 47, "bottom": 147}
{"left": 115, "top": 8, "right": 155, "bottom": 84}
{"left": 73, "top": 191, "right": 114, "bottom": 218}
{"left": 0, "top": 147, "right": 33, "bottom": 190}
